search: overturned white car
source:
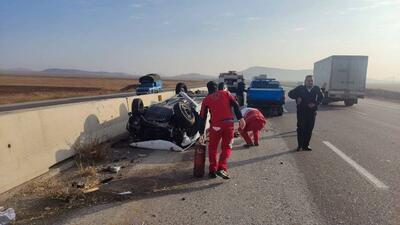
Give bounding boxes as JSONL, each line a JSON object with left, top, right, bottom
{"left": 126, "top": 84, "right": 207, "bottom": 151}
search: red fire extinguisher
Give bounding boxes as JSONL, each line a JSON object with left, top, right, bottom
{"left": 193, "top": 132, "right": 207, "bottom": 178}
{"left": 193, "top": 143, "right": 206, "bottom": 178}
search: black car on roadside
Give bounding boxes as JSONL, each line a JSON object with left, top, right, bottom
{"left": 126, "top": 83, "right": 205, "bottom": 147}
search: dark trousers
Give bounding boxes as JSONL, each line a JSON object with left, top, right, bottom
{"left": 296, "top": 111, "right": 316, "bottom": 148}
{"left": 236, "top": 95, "right": 244, "bottom": 107}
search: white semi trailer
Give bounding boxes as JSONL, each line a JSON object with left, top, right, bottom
{"left": 313, "top": 55, "right": 368, "bottom": 106}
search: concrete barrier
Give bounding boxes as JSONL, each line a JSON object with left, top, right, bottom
{"left": 0, "top": 90, "right": 183, "bottom": 194}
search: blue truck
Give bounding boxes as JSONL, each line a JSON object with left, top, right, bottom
{"left": 136, "top": 74, "right": 163, "bottom": 95}
{"left": 246, "top": 75, "right": 285, "bottom": 116}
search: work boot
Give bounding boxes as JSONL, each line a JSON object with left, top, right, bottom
{"left": 216, "top": 170, "right": 230, "bottom": 179}
{"left": 243, "top": 143, "right": 253, "bottom": 148}
{"left": 208, "top": 172, "right": 217, "bottom": 179}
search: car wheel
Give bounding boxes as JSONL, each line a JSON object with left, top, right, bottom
{"left": 344, "top": 99, "right": 354, "bottom": 107}
{"left": 277, "top": 106, "right": 283, "bottom": 116}
{"left": 174, "top": 101, "right": 195, "bottom": 128}
{"left": 186, "top": 111, "right": 200, "bottom": 137}
{"left": 132, "top": 98, "right": 144, "bottom": 114}
{"left": 175, "top": 82, "right": 188, "bottom": 95}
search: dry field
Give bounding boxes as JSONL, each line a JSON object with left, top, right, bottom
{"left": 0, "top": 74, "right": 207, "bottom": 105}
{"left": 366, "top": 82, "right": 400, "bottom": 92}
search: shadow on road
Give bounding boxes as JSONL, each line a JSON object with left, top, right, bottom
{"left": 260, "top": 131, "right": 297, "bottom": 141}
{"left": 318, "top": 104, "right": 348, "bottom": 112}
{"left": 230, "top": 149, "right": 298, "bottom": 169}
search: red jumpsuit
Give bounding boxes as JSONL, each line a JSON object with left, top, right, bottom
{"left": 200, "top": 90, "right": 240, "bottom": 173}
{"left": 239, "top": 108, "right": 266, "bottom": 145}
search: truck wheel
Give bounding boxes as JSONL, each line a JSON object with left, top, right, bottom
{"left": 174, "top": 101, "right": 195, "bottom": 128}
{"left": 132, "top": 98, "right": 144, "bottom": 114}
{"left": 277, "top": 106, "right": 283, "bottom": 116}
{"left": 344, "top": 99, "right": 354, "bottom": 107}
{"left": 175, "top": 82, "right": 188, "bottom": 95}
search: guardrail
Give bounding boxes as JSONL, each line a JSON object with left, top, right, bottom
{"left": 0, "top": 89, "right": 211, "bottom": 194}
{"left": 0, "top": 88, "right": 175, "bottom": 113}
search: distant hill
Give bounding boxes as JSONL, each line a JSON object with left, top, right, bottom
{"left": 41, "top": 68, "right": 136, "bottom": 78}
{"left": 0, "top": 66, "right": 312, "bottom": 81}
{"left": 0, "top": 68, "right": 138, "bottom": 78}
{"left": 167, "top": 73, "right": 216, "bottom": 80}
{"left": 240, "top": 66, "right": 312, "bottom": 82}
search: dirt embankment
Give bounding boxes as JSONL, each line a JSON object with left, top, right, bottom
{"left": 0, "top": 137, "right": 194, "bottom": 225}
{"left": 0, "top": 74, "right": 207, "bottom": 105}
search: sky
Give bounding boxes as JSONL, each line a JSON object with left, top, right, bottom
{"left": 0, "top": 0, "right": 399, "bottom": 80}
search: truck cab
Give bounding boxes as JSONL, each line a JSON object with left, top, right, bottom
{"left": 218, "top": 71, "right": 244, "bottom": 94}
{"left": 246, "top": 75, "right": 285, "bottom": 116}
{"left": 136, "top": 74, "right": 163, "bottom": 95}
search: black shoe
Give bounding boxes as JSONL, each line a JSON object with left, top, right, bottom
{"left": 254, "top": 142, "right": 259, "bottom": 146}
{"left": 216, "top": 170, "right": 230, "bottom": 179}
{"left": 208, "top": 172, "right": 217, "bottom": 179}
{"left": 304, "top": 146, "right": 312, "bottom": 151}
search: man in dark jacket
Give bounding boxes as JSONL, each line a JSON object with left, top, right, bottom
{"left": 288, "top": 75, "right": 323, "bottom": 151}
{"left": 236, "top": 81, "right": 246, "bottom": 106}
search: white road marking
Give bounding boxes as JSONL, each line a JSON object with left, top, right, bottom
{"left": 348, "top": 109, "right": 368, "bottom": 117}
{"left": 323, "top": 141, "right": 389, "bottom": 190}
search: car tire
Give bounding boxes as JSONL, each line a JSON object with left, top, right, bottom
{"left": 344, "top": 99, "right": 354, "bottom": 107}
{"left": 186, "top": 111, "right": 200, "bottom": 137}
{"left": 175, "top": 82, "right": 188, "bottom": 95}
{"left": 132, "top": 98, "right": 144, "bottom": 114}
{"left": 277, "top": 106, "right": 283, "bottom": 116}
{"left": 174, "top": 101, "right": 195, "bottom": 128}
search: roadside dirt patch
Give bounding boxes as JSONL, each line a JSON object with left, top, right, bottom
{"left": 0, "top": 137, "right": 196, "bottom": 225}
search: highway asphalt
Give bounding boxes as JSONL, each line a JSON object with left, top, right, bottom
{"left": 14, "top": 92, "right": 400, "bottom": 225}
{"left": 273, "top": 97, "right": 400, "bottom": 225}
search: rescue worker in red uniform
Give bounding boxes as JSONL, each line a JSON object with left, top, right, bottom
{"left": 200, "top": 81, "right": 246, "bottom": 179}
{"left": 238, "top": 107, "right": 266, "bottom": 147}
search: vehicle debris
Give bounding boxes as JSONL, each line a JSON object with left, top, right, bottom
{"left": 118, "top": 191, "right": 133, "bottom": 195}
{"left": 105, "top": 166, "right": 121, "bottom": 173}
{"left": 100, "top": 177, "right": 114, "bottom": 184}
{"left": 83, "top": 187, "right": 99, "bottom": 193}
{"left": 0, "top": 208, "right": 16, "bottom": 225}
{"left": 72, "top": 181, "right": 85, "bottom": 189}
{"left": 130, "top": 140, "right": 184, "bottom": 152}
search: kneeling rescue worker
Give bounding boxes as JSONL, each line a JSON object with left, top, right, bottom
{"left": 238, "top": 107, "right": 266, "bottom": 147}
{"left": 200, "top": 81, "right": 246, "bottom": 179}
